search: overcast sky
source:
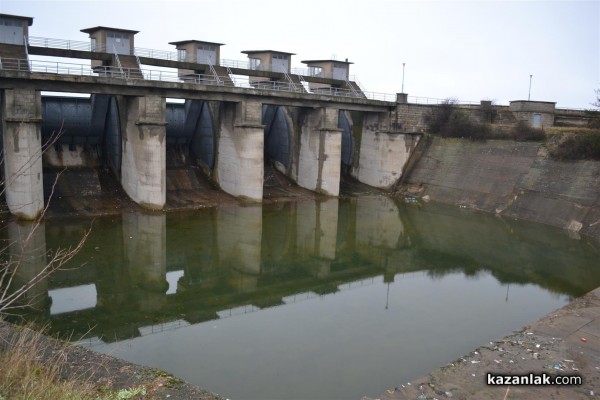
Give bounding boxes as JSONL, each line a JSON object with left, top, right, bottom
{"left": 1, "top": 0, "right": 598, "bottom": 108}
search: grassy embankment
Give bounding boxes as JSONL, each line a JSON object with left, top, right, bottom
{"left": 0, "top": 324, "right": 147, "bottom": 400}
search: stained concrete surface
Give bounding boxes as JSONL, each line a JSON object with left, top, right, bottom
{"left": 371, "top": 287, "right": 600, "bottom": 400}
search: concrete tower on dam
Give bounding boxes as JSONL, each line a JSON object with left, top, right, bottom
{"left": 0, "top": 12, "right": 589, "bottom": 220}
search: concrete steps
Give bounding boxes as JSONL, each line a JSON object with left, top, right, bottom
{"left": 287, "top": 74, "right": 307, "bottom": 92}
{"left": 344, "top": 80, "right": 366, "bottom": 98}
{"left": 116, "top": 55, "right": 144, "bottom": 79}
{"left": 211, "top": 65, "right": 235, "bottom": 86}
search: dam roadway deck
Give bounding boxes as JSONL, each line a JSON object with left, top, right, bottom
{"left": 0, "top": 69, "right": 395, "bottom": 112}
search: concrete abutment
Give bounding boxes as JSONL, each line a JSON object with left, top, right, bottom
{"left": 353, "top": 111, "right": 420, "bottom": 188}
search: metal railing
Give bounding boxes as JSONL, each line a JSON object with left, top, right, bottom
{"left": 23, "top": 36, "right": 29, "bottom": 59}
{"left": 0, "top": 58, "right": 402, "bottom": 102}
{"left": 28, "top": 36, "right": 103, "bottom": 52}
{"left": 403, "top": 96, "right": 480, "bottom": 105}
{"left": 291, "top": 67, "right": 311, "bottom": 76}
{"left": 345, "top": 79, "right": 359, "bottom": 97}
{"left": 220, "top": 58, "right": 250, "bottom": 70}
{"left": 134, "top": 47, "right": 178, "bottom": 61}
{"left": 26, "top": 36, "right": 368, "bottom": 82}
{"left": 208, "top": 63, "right": 222, "bottom": 85}
{"left": 112, "top": 46, "right": 124, "bottom": 77}
{"left": 225, "top": 66, "right": 236, "bottom": 85}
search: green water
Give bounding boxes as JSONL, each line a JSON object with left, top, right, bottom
{"left": 6, "top": 196, "right": 600, "bottom": 399}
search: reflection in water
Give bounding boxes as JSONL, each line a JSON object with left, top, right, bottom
{"left": 6, "top": 222, "right": 49, "bottom": 311}
{"left": 6, "top": 197, "right": 600, "bottom": 399}
{"left": 123, "top": 213, "right": 167, "bottom": 312}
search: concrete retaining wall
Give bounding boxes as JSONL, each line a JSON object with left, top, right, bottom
{"left": 403, "top": 137, "right": 600, "bottom": 240}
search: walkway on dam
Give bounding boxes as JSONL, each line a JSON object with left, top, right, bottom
{"left": 375, "top": 286, "right": 600, "bottom": 400}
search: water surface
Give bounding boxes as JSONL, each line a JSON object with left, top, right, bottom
{"left": 7, "top": 197, "right": 600, "bottom": 399}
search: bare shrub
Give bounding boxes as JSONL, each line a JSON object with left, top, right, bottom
{"left": 424, "top": 99, "right": 492, "bottom": 140}
{"left": 511, "top": 120, "right": 546, "bottom": 141}
{"left": 424, "top": 99, "right": 457, "bottom": 134}
{"left": 549, "top": 131, "right": 600, "bottom": 161}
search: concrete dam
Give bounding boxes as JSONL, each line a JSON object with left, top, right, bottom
{"left": 0, "top": 11, "right": 598, "bottom": 241}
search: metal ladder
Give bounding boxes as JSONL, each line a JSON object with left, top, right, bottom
{"left": 135, "top": 54, "right": 143, "bottom": 79}
{"left": 113, "top": 46, "right": 124, "bottom": 78}
{"left": 346, "top": 79, "right": 359, "bottom": 97}
{"left": 23, "top": 35, "right": 30, "bottom": 71}
{"left": 297, "top": 74, "right": 308, "bottom": 92}
{"left": 209, "top": 63, "right": 223, "bottom": 85}
{"left": 23, "top": 35, "right": 29, "bottom": 59}
{"left": 226, "top": 66, "right": 236, "bottom": 86}
{"left": 283, "top": 72, "right": 300, "bottom": 92}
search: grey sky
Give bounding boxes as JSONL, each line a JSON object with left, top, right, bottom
{"left": 1, "top": 0, "right": 598, "bottom": 108}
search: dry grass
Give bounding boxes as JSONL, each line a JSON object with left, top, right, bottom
{"left": 0, "top": 325, "right": 146, "bottom": 400}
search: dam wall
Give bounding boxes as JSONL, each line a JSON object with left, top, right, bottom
{"left": 402, "top": 137, "right": 600, "bottom": 240}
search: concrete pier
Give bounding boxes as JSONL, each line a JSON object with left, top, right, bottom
{"left": 297, "top": 108, "right": 342, "bottom": 196}
{"left": 1, "top": 89, "right": 44, "bottom": 220}
{"left": 216, "top": 100, "right": 264, "bottom": 201}
{"left": 121, "top": 95, "right": 167, "bottom": 209}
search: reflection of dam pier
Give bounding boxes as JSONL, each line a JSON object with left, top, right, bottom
{"left": 7, "top": 196, "right": 600, "bottom": 342}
